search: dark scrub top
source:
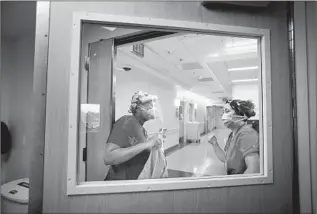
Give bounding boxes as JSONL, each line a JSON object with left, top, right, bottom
{"left": 224, "top": 124, "right": 259, "bottom": 175}
{"left": 104, "top": 115, "right": 150, "bottom": 180}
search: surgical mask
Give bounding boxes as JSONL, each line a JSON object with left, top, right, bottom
{"left": 222, "top": 113, "right": 247, "bottom": 127}
{"left": 139, "top": 106, "right": 156, "bottom": 118}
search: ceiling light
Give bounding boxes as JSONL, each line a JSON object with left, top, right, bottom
{"left": 225, "top": 38, "right": 257, "bottom": 48}
{"left": 228, "top": 66, "right": 258, "bottom": 71}
{"left": 231, "top": 78, "right": 258, "bottom": 83}
{"left": 102, "top": 26, "right": 116, "bottom": 31}
{"left": 115, "top": 68, "right": 124, "bottom": 71}
{"left": 224, "top": 45, "right": 257, "bottom": 54}
{"left": 209, "top": 53, "right": 219, "bottom": 57}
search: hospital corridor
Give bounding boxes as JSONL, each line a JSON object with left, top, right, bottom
{"left": 166, "top": 129, "right": 230, "bottom": 177}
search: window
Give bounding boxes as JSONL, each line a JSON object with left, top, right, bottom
{"left": 67, "top": 12, "right": 273, "bottom": 195}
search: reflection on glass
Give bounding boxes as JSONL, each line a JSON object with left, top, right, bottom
{"left": 80, "top": 104, "right": 100, "bottom": 132}
{"left": 79, "top": 24, "right": 262, "bottom": 181}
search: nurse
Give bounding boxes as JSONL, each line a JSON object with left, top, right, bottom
{"left": 208, "top": 100, "right": 260, "bottom": 175}
{"left": 104, "top": 91, "right": 164, "bottom": 180}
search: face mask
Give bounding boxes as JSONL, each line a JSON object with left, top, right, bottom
{"left": 222, "top": 113, "right": 247, "bottom": 127}
{"left": 139, "top": 106, "right": 156, "bottom": 118}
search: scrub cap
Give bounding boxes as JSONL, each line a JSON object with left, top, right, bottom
{"left": 226, "top": 99, "right": 256, "bottom": 118}
{"left": 128, "top": 91, "right": 157, "bottom": 113}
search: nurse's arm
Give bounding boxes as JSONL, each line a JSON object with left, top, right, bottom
{"left": 244, "top": 153, "right": 260, "bottom": 174}
{"left": 212, "top": 143, "right": 226, "bottom": 162}
{"left": 104, "top": 142, "right": 150, "bottom": 165}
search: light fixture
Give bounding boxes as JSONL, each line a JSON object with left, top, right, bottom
{"left": 208, "top": 53, "right": 219, "bottom": 57}
{"left": 228, "top": 66, "right": 258, "bottom": 72}
{"left": 225, "top": 38, "right": 257, "bottom": 48}
{"left": 102, "top": 26, "right": 116, "bottom": 31}
{"left": 224, "top": 45, "right": 257, "bottom": 54}
{"left": 194, "top": 103, "right": 198, "bottom": 109}
{"left": 231, "top": 78, "right": 258, "bottom": 83}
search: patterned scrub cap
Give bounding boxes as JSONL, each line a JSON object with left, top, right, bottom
{"left": 128, "top": 91, "right": 157, "bottom": 113}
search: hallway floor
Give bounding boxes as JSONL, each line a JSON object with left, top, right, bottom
{"left": 166, "top": 128, "right": 231, "bottom": 177}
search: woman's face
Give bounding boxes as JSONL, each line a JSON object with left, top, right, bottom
{"left": 222, "top": 104, "right": 236, "bottom": 127}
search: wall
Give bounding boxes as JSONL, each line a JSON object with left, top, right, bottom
{"left": 0, "top": 1, "right": 36, "bottom": 184}
{"left": 43, "top": 2, "right": 293, "bottom": 213}
{"left": 232, "top": 83, "right": 260, "bottom": 120}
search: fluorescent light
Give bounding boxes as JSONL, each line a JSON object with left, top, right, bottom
{"left": 228, "top": 66, "right": 258, "bottom": 71}
{"left": 225, "top": 40, "right": 257, "bottom": 48}
{"left": 224, "top": 45, "right": 257, "bottom": 54}
{"left": 208, "top": 53, "right": 219, "bottom": 57}
{"left": 232, "top": 78, "right": 258, "bottom": 83}
{"left": 102, "top": 27, "right": 116, "bottom": 31}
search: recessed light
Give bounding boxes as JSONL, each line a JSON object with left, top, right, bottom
{"left": 209, "top": 53, "right": 220, "bottom": 57}
{"left": 102, "top": 27, "right": 116, "bottom": 31}
{"left": 228, "top": 66, "right": 258, "bottom": 71}
{"left": 231, "top": 78, "right": 258, "bottom": 83}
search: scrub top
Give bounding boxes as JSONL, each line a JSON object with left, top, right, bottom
{"left": 104, "top": 115, "right": 150, "bottom": 180}
{"left": 224, "top": 124, "right": 259, "bottom": 175}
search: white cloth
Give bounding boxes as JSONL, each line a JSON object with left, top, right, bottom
{"left": 138, "top": 145, "right": 168, "bottom": 179}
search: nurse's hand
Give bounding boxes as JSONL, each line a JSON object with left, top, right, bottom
{"left": 158, "top": 128, "right": 167, "bottom": 139}
{"left": 146, "top": 134, "right": 162, "bottom": 151}
{"left": 208, "top": 136, "right": 218, "bottom": 146}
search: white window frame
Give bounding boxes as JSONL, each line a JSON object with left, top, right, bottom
{"left": 67, "top": 12, "right": 273, "bottom": 195}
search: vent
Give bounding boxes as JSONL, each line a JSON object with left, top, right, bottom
{"left": 198, "top": 77, "right": 214, "bottom": 82}
{"left": 181, "top": 62, "right": 203, "bottom": 71}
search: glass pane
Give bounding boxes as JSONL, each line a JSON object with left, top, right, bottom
{"left": 78, "top": 23, "right": 263, "bottom": 182}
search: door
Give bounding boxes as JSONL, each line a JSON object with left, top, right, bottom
{"left": 43, "top": 3, "right": 294, "bottom": 213}
{"left": 85, "top": 39, "right": 114, "bottom": 181}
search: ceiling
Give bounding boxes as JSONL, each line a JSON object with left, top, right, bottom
{"left": 117, "top": 32, "right": 260, "bottom": 103}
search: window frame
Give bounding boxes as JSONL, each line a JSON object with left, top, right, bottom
{"left": 67, "top": 12, "right": 273, "bottom": 195}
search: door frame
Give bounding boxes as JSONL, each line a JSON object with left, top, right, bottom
{"left": 28, "top": 2, "right": 50, "bottom": 214}
{"left": 66, "top": 12, "right": 273, "bottom": 195}
{"left": 293, "top": 2, "right": 317, "bottom": 214}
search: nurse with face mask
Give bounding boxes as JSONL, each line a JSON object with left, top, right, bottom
{"left": 104, "top": 91, "right": 165, "bottom": 180}
{"left": 208, "top": 100, "right": 260, "bottom": 175}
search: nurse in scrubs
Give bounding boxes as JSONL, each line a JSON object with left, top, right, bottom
{"left": 104, "top": 91, "right": 164, "bottom": 180}
{"left": 208, "top": 100, "right": 260, "bottom": 175}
